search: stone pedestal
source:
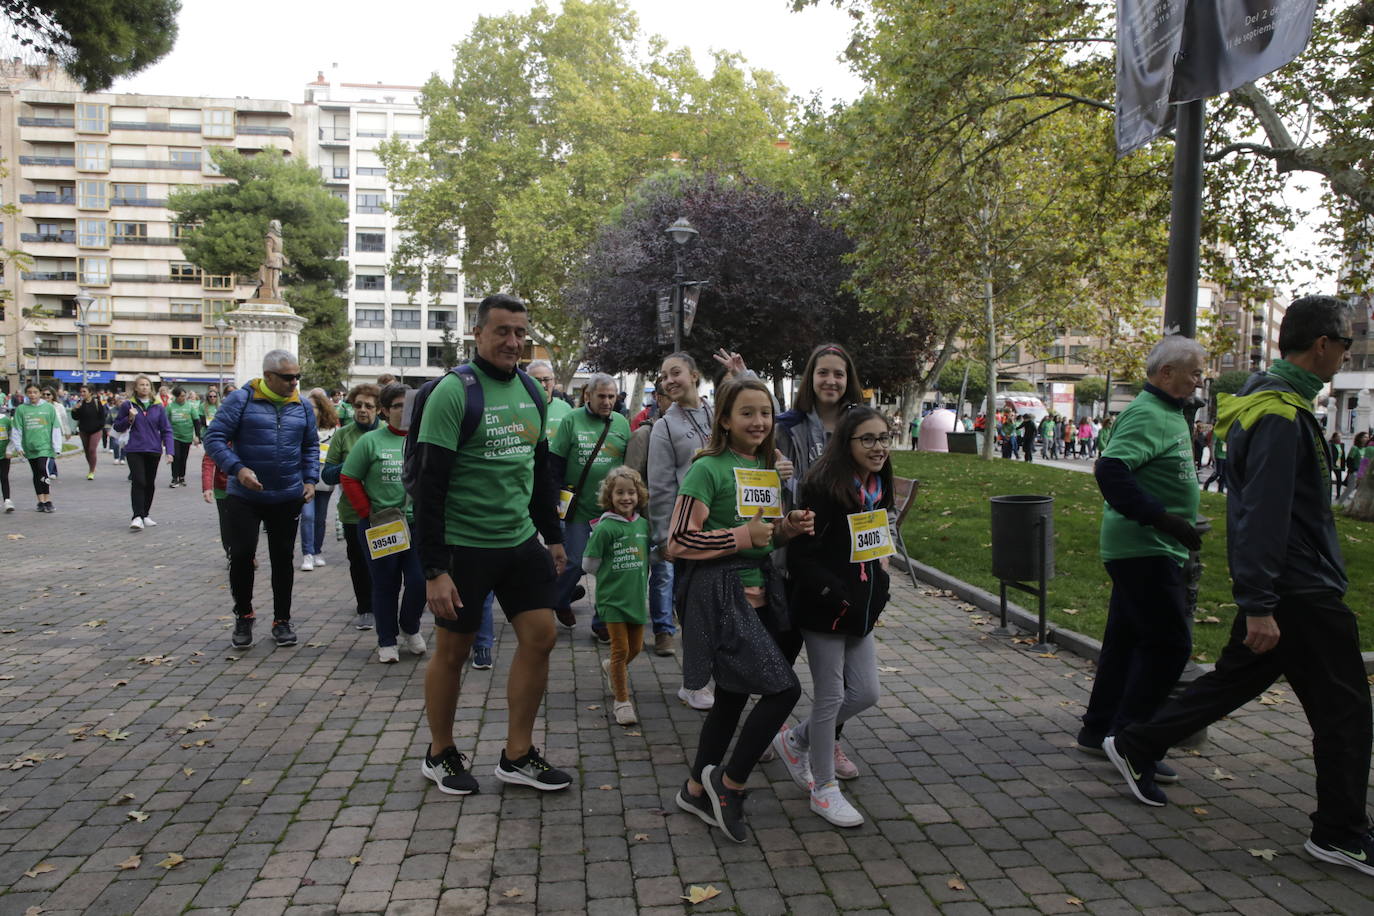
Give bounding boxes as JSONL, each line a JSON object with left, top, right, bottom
{"left": 224, "top": 298, "right": 306, "bottom": 385}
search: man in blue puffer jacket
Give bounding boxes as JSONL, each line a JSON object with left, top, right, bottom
{"left": 204, "top": 349, "right": 319, "bottom": 650}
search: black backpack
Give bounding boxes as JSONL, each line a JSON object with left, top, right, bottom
{"left": 402, "top": 363, "right": 546, "bottom": 498}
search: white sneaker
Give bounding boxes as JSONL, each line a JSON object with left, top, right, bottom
{"left": 773, "top": 725, "right": 813, "bottom": 791}
{"left": 378, "top": 645, "right": 400, "bottom": 663}
{"left": 5, "top": 498, "right": 15, "bottom": 512}
{"left": 142, "top": 517, "right": 156, "bottom": 527}
{"left": 614, "top": 700, "right": 637, "bottom": 725}
{"left": 810, "top": 779, "right": 864, "bottom": 827}
{"left": 129, "top": 517, "right": 144, "bottom": 530}
{"left": 313, "top": 554, "right": 326, "bottom": 567}
{"left": 401, "top": 631, "right": 427, "bottom": 655}
{"left": 677, "top": 685, "right": 714, "bottom": 710}
{"left": 301, "top": 555, "right": 314, "bottom": 571}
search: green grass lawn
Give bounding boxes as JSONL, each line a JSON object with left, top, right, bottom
{"left": 890, "top": 451, "right": 1374, "bottom": 660}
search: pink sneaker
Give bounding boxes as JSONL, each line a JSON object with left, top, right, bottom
{"left": 834, "top": 743, "right": 859, "bottom": 780}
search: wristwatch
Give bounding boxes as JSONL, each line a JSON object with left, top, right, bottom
{"left": 423, "top": 567, "right": 448, "bottom": 581}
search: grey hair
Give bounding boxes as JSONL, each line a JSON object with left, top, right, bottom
{"left": 1145, "top": 335, "right": 1207, "bottom": 377}
{"left": 262, "top": 349, "right": 298, "bottom": 372}
{"left": 586, "top": 372, "right": 618, "bottom": 393}
{"left": 526, "top": 359, "right": 553, "bottom": 374}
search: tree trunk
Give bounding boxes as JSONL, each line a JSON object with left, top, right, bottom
{"left": 982, "top": 257, "right": 997, "bottom": 460}
{"left": 773, "top": 374, "right": 787, "bottom": 409}
{"left": 628, "top": 373, "right": 645, "bottom": 418}
{"left": 913, "top": 320, "right": 964, "bottom": 412}
{"left": 1347, "top": 481, "right": 1374, "bottom": 521}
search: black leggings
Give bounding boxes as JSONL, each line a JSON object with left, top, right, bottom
{"left": 0, "top": 457, "right": 10, "bottom": 500}
{"left": 28, "top": 456, "right": 50, "bottom": 496}
{"left": 342, "top": 522, "right": 374, "bottom": 614}
{"left": 172, "top": 439, "right": 192, "bottom": 480}
{"left": 127, "top": 452, "right": 160, "bottom": 518}
{"left": 693, "top": 683, "right": 801, "bottom": 786}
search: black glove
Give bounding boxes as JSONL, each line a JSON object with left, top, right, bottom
{"left": 1152, "top": 512, "right": 1202, "bottom": 551}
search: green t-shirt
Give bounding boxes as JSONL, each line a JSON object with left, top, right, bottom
{"left": 550, "top": 407, "right": 630, "bottom": 523}
{"left": 545, "top": 397, "right": 572, "bottom": 442}
{"left": 342, "top": 426, "right": 410, "bottom": 521}
{"left": 1099, "top": 390, "right": 1199, "bottom": 564}
{"left": 325, "top": 421, "right": 374, "bottom": 524}
{"left": 0, "top": 413, "right": 10, "bottom": 449}
{"left": 168, "top": 400, "right": 198, "bottom": 443}
{"left": 336, "top": 400, "right": 354, "bottom": 424}
{"left": 200, "top": 402, "right": 218, "bottom": 426}
{"left": 677, "top": 450, "right": 775, "bottom": 587}
{"left": 584, "top": 513, "right": 650, "bottom": 624}
{"left": 417, "top": 363, "right": 545, "bottom": 549}
{"left": 14, "top": 401, "right": 58, "bottom": 457}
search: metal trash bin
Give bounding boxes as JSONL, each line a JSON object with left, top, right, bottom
{"left": 946, "top": 431, "right": 978, "bottom": 454}
{"left": 990, "top": 495, "right": 1055, "bottom": 582}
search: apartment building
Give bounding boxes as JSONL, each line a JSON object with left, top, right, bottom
{"left": 0, "top": 62, "right": 302, "bottom": 393}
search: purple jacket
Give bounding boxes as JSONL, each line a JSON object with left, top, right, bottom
{"left": 113, "top": 400, "right": 174, "bottom": 455}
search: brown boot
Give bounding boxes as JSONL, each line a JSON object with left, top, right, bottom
{"left": 654, "top": 632, "right": 675, "bottom": 657}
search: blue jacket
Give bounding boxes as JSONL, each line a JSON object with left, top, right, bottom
{"left": 204, "top": 380, "right": 319, "bottom": 504}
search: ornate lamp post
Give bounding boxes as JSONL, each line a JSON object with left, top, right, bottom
{"left": 664, "top": 217, "right": 698, "bottom": 353}
{"left": 73, "top": 288, "right": 95, "bottom": 385}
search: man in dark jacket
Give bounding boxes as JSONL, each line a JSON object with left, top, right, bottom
{"left": 204, "top": 349, "right": 319, "bottom": 650}
{"left": 1105, "top": 296, "right": 1374, "bottom": 877}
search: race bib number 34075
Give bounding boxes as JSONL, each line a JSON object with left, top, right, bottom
{"left": 847, "top": 509, "right": 894, "bottom": 563}
{"left": 733, "top": 467, "right": 782, "bottom": 519}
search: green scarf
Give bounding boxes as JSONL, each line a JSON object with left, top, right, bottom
{"left": 254, "top": 378, "right": 291, "bottom": 406}
{"left": 1267, "top": 359, "right": 1324, "bottom": 403}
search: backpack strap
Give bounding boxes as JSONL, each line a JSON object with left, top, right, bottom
{"left": 453, "top": 364, "right": 483, "bottom": 449}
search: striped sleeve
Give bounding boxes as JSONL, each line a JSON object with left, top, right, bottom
{"left": 665, "top": 494, "right": 750, "bottom": 561}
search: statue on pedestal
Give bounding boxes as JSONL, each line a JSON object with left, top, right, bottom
{"left": 254, "top": 219, "right": 289, "bottom": 301}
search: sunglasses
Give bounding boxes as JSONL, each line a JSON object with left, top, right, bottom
{"left": 268, "top": 371, "right": 301, "bottom": 382}
{"left": 1329, "top": 334, "right": 1354, "bottom": 351}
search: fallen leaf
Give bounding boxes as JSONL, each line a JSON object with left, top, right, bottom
{"left": 156, "top": 853, "right": 184, "bottom": 869}
{"left": 1066, "top": 897, "right": 1084, "bottom": 907}
{"left": 877, "top": 666, "right": 902, "bottom": 674}
{"left": 127, "top": 810, "right": 149, "bottom": 823}
{"left": 625, "top": 730, "right": 642, "bottom": 736}
{"left": 241, "top": 778, "right": 253, "bottom": 786}
{"left": 1037, "top": 653, "right": 1059, "bottom": 659}
{"left": 0, "top": 628, "right": 15, "bottom": 633}
{"left": 6, "top": 533, "right": 24, "bottom": 540}
{"left": 586, "top": 704, "right": 600, "bottom": 710}
{"left": 183, "top": 768, "right": 195, "bottom": 777}
{"left": 681, "top": 885, "right": 722, "bottom": 904}
{"left": 105, "top": 729, "right": 130, "bottom": 742}
{"left": 947, "top": 877, "right": 966, "bottom": 891}
{"left": 24, "top": 862, "right": 55, "bottom": 878}
{"left": 634, "top": 833, "right": 650, "bottom": 841}
{"left": 1192, "top": 807, "right": 1208, "bottom": 815}
{"left": 0, "top": 675, "right": 15, "bottom": 681}
{"left": 82, "top": 619, "right": 107, "bottom": 628}
{"left": 117, "top": 854, "right": 141, "bottom": 870}
{"left": 1059, "top": 608, "right": 1079, "bottom": 616}
{"left": 1249, "top": 848, "right": 1277, "bottom": 861}
{"left": 112, "top": 680, "right": 128, "bottom": 687}
{"left": 598, "top": 784, "right": 614, "bottom": 791}
{"left": 1199, "top": 615, "right": 1222, "bottom": 624}
{"left": 305, "top": 642, "right": 326, "bottom": 648}
{"left": 503, "top": 888, "right": 524, "bottom": 898}
{"left": 1210, "top": 767, "right": 1235, "bottom": 782}
{"left": 24, "top": 908, "right": 41, "bottom": 916}
{"left": 113, "top": 793, "right": 136, "bottom": 805}
{"left": 300, "top": 877, "right": 316, "bottom": 886}
{"left": 348, "top": 855, "right": 362, "bottom": 865}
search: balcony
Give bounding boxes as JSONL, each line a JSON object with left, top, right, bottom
{"left": 110, "top": 159, "right": 202, "bottom": 170}
{"left": 21, "top": 231, "right": 75, "bottom": 243}
{"left": 112, "top": 236, "right": 181, "bottom": 246}
{"left": 113, "top": 349, "right": 201, "bottom": 359}
{"left": 238, "top": 125, "right": 293, "bottom": 137}
{"left": 19, "top": 156, "right": 75, "bottom": 166}
{"left": 20, "top": 192, "right": 75, "bottom": 205}
{"left": 322, "top": 166, "right": 349, "bottom": 183}
{"left": 18, "top": 117, "right": 75, "bottom": 128}
{"left": 23, "top": 270, "right": 78, "bottom": 281}
{"left": 111, "top": 197, "right": 168, "bottom": 208}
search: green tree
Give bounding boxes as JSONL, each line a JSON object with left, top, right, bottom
{"left": 379, "top": 0, "right": 796, "bottom": 385}
{"left": 4, "top": 0, "right": 181, "bottom": 91}
{"left": 1074, "top": 376, "right": 1106, "bottom": 406}
{"left": 169, "top": 148, "right": 350, "bottom": 388}
{"left": 1211, "top": 369, "right": 1252, "bottom": 396}
{"left": 935, "top": 358, "right": 987, "bottom": 411}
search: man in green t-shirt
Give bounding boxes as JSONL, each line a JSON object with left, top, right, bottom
{"left": 549, "top": 372, "right": 630, "bottom": 639}
{"left": 526, "top": 359, "right": 572, "bottom": 442}
{"left": 413, "top": 294, "right": 570, "bottom": 796}
{"left": 1077, "top": 335, "right": 1206, "bottom": 791}
{"left": 167, "top": 387, "right": 199, "bottom": 488}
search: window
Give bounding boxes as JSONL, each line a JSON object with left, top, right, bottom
{"left": 76, "top": 142, "right": 108, "bottom": 172}
{"left": 111, "top": 183, "right": 147, "bottom": 205}
{"left": 77, "top": 180, "right": 108, "bottom": 210}
{"left": 355, "top": 150, "right": 386, "bottom": 176}
{"left": 170, "top": 300, "right": 201, "bottom": 319}
{"left": 85, "top": 295, "right": 111, "bottom": 325}
{"left": 391, "top": 344, "right": 420, "bottom": 366}
{"left": 355, "top": 308, "right": 384, "bottom": 328}
{"left": 428, "top": 310, "right": 455, "bottom": 330}
{"left": 1069, "top": 345, "right": 1089, "bottom": 364}
{"left": 84, "top": 333, "right": 111, "bottom": 363}
{"left": 392, "top": 308, "right": 420, "bottom": 329}
{"left": 204, "top": 334, "right": 235, "bottom": 365}
{"left": 169, "top": 148, "right": 201, "bottom": 167}
{"left": 172, "top": 221, "right": 195, "bottom": 240}
{"left": 202, "top": 107, "right": 234, "bottom": 138}
{"left": 113, "top": 221, "right": 147, "bottom": 242}
{"left": 171, "top": 262, "right": 202, "bottom": 281}
{"left": 391, "top": 271, "right": 421, "bottom": 294}
{"left": 35, "top": 221, "right": 60, "bottom": 239}
{"left": 170, "top": 335, "right": 202, "bottom": 356}
{"left": 78, "top": 256, "right": 109, "bottom": 286}
{"left": 355, "top": 340, "right": 384, "bottom": 365}
{"left": 77, "top": 219, "right": 108, "bottom": 248}
{"left": 390, "top": 192, "right": 406, "bottom": 208}
{"left": 356, "top": 192, "right": 384, "bottom": 214}
{"left": 203, "top": 298, "right": 232, "bottom": 327}
{"left": 202, "top": 273, "right": 234, "bottom": 290}
{"left": 440, "top": 270, "right": 459, "bottom": 293}
{"left": 355, "top": 231, "right": 385, "bottom": 252}
{"left": 355, "top": 273, "right": 384, "bottom": 291}
{"left": 114, "top": 337, "right": 148, "bottom": 353}
{"left": 75, "top": 102, "right": 108, "bottom": 134}
{"left": 356, "top": 112, "right": 387, "bottom": 137}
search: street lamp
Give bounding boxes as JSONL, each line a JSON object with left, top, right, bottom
{"left": 73, "top": 288, "right": 95, "bottom": 386}
{"left": 214, "top": 318, "right": 230, "bottom": 393}
{"left": 664, "top": 217, "right": 698, "bottom": 353}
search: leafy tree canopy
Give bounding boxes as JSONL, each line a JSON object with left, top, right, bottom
{"left": 1212, "top": 369, "right": 1253, "bottom": 396}
{"left": 1074, "top": 376, "right": 1106, "bottom": 405}
{"left": 4, "top": 0, "right": 180, "bottom": 91}
{"left": 169, "top": 148, "right": 351, "bottom": 388}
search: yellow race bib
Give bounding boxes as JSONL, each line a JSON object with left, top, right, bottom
{"left": 847, "top": 509, "right": 894, "bottom": 563}
{"left": 366, "top": 517, "right": 411, "bottom": 559}
{"left": 733, "top": 467, "right": 782, "bottom": 519}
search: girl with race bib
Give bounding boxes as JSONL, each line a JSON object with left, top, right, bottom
{"left": 666, "top": 378, "right": 814, "bottom": 843}
{"left": 774, "top": 406, "right": 893, "bottom": 828}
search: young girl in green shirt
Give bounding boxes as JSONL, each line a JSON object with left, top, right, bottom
{"left": 13, "top": 384, "right": 59, "bottom": 511}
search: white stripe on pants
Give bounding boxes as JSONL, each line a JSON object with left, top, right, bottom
{"left": 791, "top": 629, "right": 881, "bottom": 785}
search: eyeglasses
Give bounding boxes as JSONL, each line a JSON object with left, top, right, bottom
{"left": 268, "top": 371, "right": 301, "bottom": 382}
{"left": 851, "top": 433, "right": 893, "bottom": 449}
{"left": 1328, "top": 334, "right": 1354, "bottom": 351}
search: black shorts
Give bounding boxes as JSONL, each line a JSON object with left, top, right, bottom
{"left": 435, "top": 535, "right": 557, "bottom": 634}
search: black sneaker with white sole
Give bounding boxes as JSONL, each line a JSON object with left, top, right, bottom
{"left": 231, "top": 617, "right": 254, "bottom": 649}
{"left": 494, "top": 746, "right": 572, "bottom": 791}
{"left": 271, "top": 620, "right": 297, "bottom": 647}
{"left": 1306, "top": 829, "right": 1374, "bottom": 877}
{"left": 1103, "top": 736, "right": 1167, "bottom": 807}
{"left": 421, "top": 746, "right": 479, "bottom": 795}
{"left": 1152, "top": 759, "right": 1179, "bottom": 784}
{"left": 704, "top": 763, "right": 750, "bottom": 843}
{"left": 675, "top": 780, "right": 716, "bottom": 826}
{"left": 1075, "top": 726, "right": 1107, "bottom": 759}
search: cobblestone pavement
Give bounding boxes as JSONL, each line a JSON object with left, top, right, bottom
{"left": 2, "top": 446, "right": 1373, "bottom": 915}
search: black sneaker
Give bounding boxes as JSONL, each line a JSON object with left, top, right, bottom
{"left": 591, "top": 623, "right": 611, "bottom": 645}
{"left": 44, "top": 502, "right": 54, "bottom": 513}
{"left": 704, "top": 763, "right": 750, "bottom": 843}
{"left": 471, "top": 646, "right": 493, "bottom": 670}
{"left": 231, "top": 617, "right": 254, "bottom": 649}
{"left": 355, "top": 612, "right": 375, "bottom": 631}
{"left": 570, "top": 584, "right": 586, "bottom": 604}
{"left": 271, "top": 620, "right": 297, "bottom": 647}
{"left": 1103, "top": 736, "right": 1167, "bottom": 807}
{"left": 1075, "top": 726, "right": 1107, "bottom": 759}
{"left": 421, "top": 746, "right": 479, "bottom": 795}
{"left": 555, "top": 607, "right": 576, "bottom": 629}
{"left": 1153, "top": 759, "right": 1179, "bottom": 785}
{"left": 495, "top": 746, "right": 572, "bottom": 791}
{"left": 675, "top": 780, "right": 716, "bottom": 827}
{"left": 1306, "top": 829, "right": 1374, "bottom": 877}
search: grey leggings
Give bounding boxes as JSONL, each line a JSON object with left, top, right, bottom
{"left": 791, "top": 630, "right": 881, "bottom": 785}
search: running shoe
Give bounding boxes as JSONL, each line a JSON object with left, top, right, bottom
{"left": 834, "top": 743, "right": 860, "bottom": 780}
{"left": 678, "top": 685, "right": 715, "bottom": 710}
{"left": 42, "top": 502, "right": 54, "bottom": 512}
{"left": 378, "top": 645, "right": 399, "bottom": 663}
{"left": 421, "top": 746, "right": 479, "bottom": 795}
{"left": 495, "top": 746, "right": 572, "bottom": 791}
{"left": 653, "top": 632, "right": 675, "bottom": 656}
{"left": 3, "top": 498, "right": 13, "bottom": 513}
{"left": 1075, "top": 726, "right": 1107, "bottom": 759}
{"left": 402, "top": 631, "right": 427, "bottom": 656}
{"left": 313, "top": 554, "right": 326, "bottom": 567}
{"left": 471, "top": 645, "right": 492, "bottom": 669}
{"left": 675, "top": 780, "right": 716, "bottom": 826}
{"left": 129, "top": 517, "right": 144, "bottom": 531}
{"left": 570, "top": 584, "right": 587, "bottom": 604}
{"left": 555, "top": 607, "right": 577, "bottom": 629}
{"left": 301, "top": 555, "right": 315, "bottom": 572}
{"left": 86, "top": 472, "right": 94, "bottom": 480}
{"left": 1306, "top": 829, "right": 1374, "bottom": 877}
{"left": 355, "top": 613, "right": 374, "bottom": 631}
{"left": 142, "top": 517, "right": 156, "bottom": 526}
{"left": 1153, "top": 760, "right": 1179, "bottom": 784}
{"left": 614, "top": 701, "right": 637, "bottom": 726}
{"left": 773, "top": 725, "right": 813, "bottom": 791}
{"left": 810, "top": 779, "right": 864, "bottom": 827}
{"left": 591, "top": 623, "right": 610, "bottom": 645}
{"left": 704, "top": 763, "right": 750, "bottom": 843}
{"left": 1103, "top": 736, "right": 1167, "bottom": 807}
{"left": 271, "top": 620, "right": 297, "bottom": 648}
{"left": 231, "top": 617, "right": 254, "bottom": 649}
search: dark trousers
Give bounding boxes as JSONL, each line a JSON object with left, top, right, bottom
{"left": 224, "top": 494, "right": 302, "bottom": 622}
{"left": 1119, "top": 592, "right": 1372, "bottom": 845}
{"left": 1202, "top": 459, "right": 1227, "bottom": 493}
{"left": 1001, "top": 437, "right": 1014, "bottom": 459}
{"left": 1082, "top": 557, "right": 1191, "bottom": 739}
{"left": 126, "top": 452, "right": 160, "bottom": 518}
{"left": 342, "top": 522, "right": 374, "bottom": 615}
{"left": 214, "top": 496, "right": 231, "bottom": 556}
{"left": 357, "top": 526, "right": 423, "bottom": 647}
{"left": 79, "top": 431, "right": 100, "bottom": 472}
{"left": 172, "top": 439, "right": 192, "bottom": 481}
{"left": 28, "top": 457, "right": 49, "bottom": 496}
{"left": 0, "top": 457, "right": 10, "bottom": 500}
{"left": 1020, "top": 437, "right": 1034, "bottom": 462}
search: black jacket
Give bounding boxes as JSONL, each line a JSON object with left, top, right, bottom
{"left": 70, "top": 399, "right": 105, "bottom": 435}
{"left": 786, "top": 483, "right": 891, "bottom": 637}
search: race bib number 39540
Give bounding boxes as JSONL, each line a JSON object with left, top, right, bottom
{"left": 847, "top": 509, "right": 894, "bottom": 563}
{"left": 733, "top": 467, "right": 782, "bottom": 519}
{"left": 367, "top": 518, "right": 411, "bottom": 559}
